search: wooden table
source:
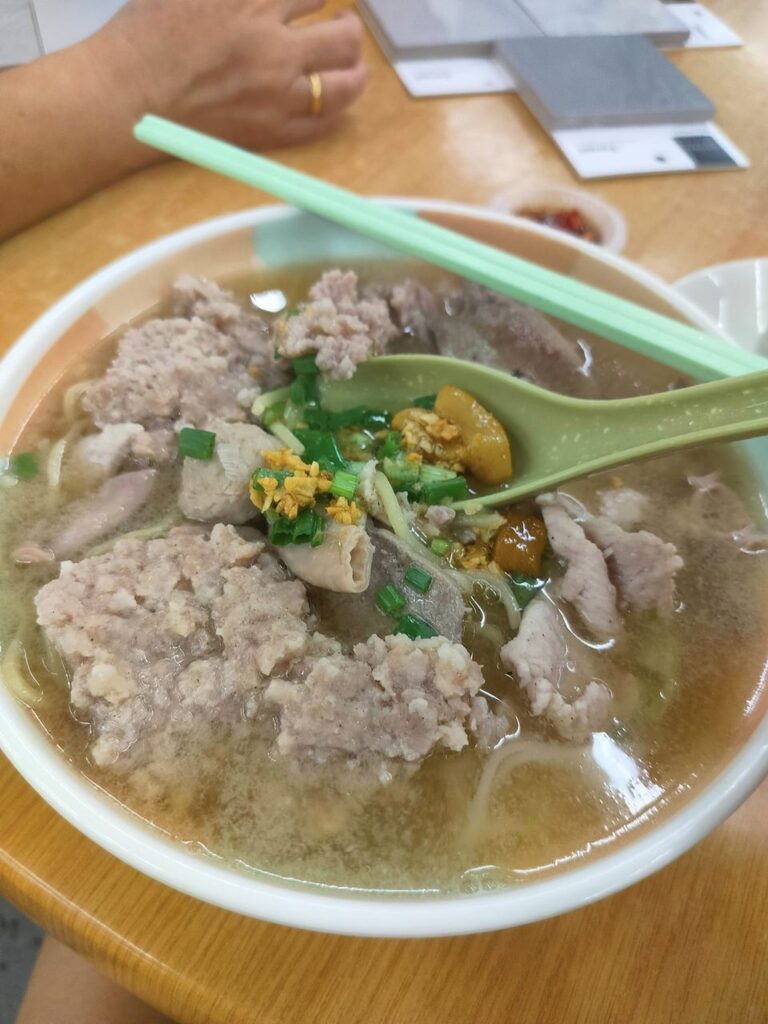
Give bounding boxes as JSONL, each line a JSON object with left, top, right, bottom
{"left": 2, "top": 3, "right": 768, "bottom": 1021}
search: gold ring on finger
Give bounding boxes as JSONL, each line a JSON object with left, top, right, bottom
{"left": 308, "top": 72, "right": 323, "bottom": 117}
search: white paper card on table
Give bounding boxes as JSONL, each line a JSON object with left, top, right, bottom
{"left": 667, "top": 3, "right": 742, "bottom": 49}
{"left": 552, "top": 122, "right": 748, "bottom": 179}
{"left": 393, "top": 57, "right": 516, "bottom": 98}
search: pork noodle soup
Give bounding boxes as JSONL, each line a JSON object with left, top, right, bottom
{"left": 1, "top": 267, "right": 767, "bottom": 896}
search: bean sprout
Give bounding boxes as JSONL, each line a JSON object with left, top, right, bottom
{"left": 1, "top": 637, "right": 44, "bottom": 706}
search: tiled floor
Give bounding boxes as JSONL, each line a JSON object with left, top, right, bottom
{"left": 0, "top": 899, "right": 42, "bottom": 1024}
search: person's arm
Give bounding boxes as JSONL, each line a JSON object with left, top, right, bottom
{"left": 0, "top": 38, "right": 154, "bottom": 240}
{"left": 16, "top": 936, "right": 175, "bottom": 1024}
{"left": 0, "top": 0, "right": 365, "bottom": 241}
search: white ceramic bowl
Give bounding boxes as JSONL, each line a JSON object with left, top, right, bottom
{"left": 676, "top": 258, "right": 768, "bottom": 355}
{"left": 1, "top": 200, "right": 766, "bottom": 938}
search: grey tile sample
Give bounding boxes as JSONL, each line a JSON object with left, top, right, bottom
{"left": 0, "top": 0, "right": 41, "bottom": 67}
{"left": 360, "top": 0, "right": 541, "bottom": 59}
{"left": 496, "top": 35, "right": 714, "bottom": 129}
{"left": 516, "top": 0, "right": 689, "bottom": 45}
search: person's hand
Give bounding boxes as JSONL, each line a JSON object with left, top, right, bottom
{"left": 95, "top": 0, "right": 367, "bottom": 150}
{"left": 0, "top": 0, "right": 366, "bottom": 238}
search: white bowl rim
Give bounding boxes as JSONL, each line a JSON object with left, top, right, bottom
{"left": 0, "top": 198, "right": 764, "bottom": 939}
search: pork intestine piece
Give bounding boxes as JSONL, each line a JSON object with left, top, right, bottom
{"left": 278, "top": 520, "right": 373, "bottom": 593}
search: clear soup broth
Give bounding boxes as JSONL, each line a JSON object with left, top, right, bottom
{"left": 1, "top": 262, "right": 767, "bottom": 896}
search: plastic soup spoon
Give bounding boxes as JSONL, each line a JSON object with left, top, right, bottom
{"left": 322, "top": 356, "right": 768, "bottom": 509}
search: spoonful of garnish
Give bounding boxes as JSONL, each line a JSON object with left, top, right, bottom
{"left": 322, "top": 356, "right": 768, "bottom": 510}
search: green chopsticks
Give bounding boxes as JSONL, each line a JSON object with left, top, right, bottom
{"left": 134, "top": 114, "right": 767, "bottom": 381}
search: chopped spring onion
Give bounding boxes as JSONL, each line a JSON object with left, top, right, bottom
{"left": 268, "top": 423, "right": 305, "bottom": 454}
{"left": 294, "top": 430, "right": 346, "bottom": 471}
{"left": 251, "top": 467, "right": 290, "bottom": 489}
{"left": 285, "top": 305, "right": 301, "bottom": 318}
{"left": 375, "top": 584, "right": 406, "bottom": 617}
{"left": 362, "top": 410, "right": 391, "bottom": 431}
{"left": 10, "top": 452, "right": 38, "bottom": 481}
{"left": 303, "top": 405, "right": 329, "bottom": 430}
{"left": 292, "top": 354, "right": 320, "bottom": 375}
{"left": 251, "top": 386, "right": 291, "bottom": 420}
{"left": 373, "top": 471, "right": 410, "bottom": 540}
{"left": 382, "top": 455, "right": 420, "bottom": 491}
{"left": 345, "top": 460, "right": 368, "bottom": 476}
{"left": 328, "top": 405, "right": 367, "bottom": 429}
{"left": 430, "top": 538, "right": 451, "bottom": 556}
{"left": 420, "top": 476, "right": 469, "bottom": 505}
{"left": 394, "top": 613, "right": 438, "bottom": 640}
{"left": 262, "top": 401, "right": 286, "bottom": 427}
{"left": 508, "top": 571, "right": 546, "bottom": 610}
{"left": 293, "top": 507, "right": 323, "bottom": 545}
{"left": 413, "top": 394, "right": 437, "bottom": 409}
{"left": 309, "top": 512, "right": 326, "bottom": 547}
{"left": 269, "top": 515, "right": 296, "bottom": 546}
{"left": 404, "top": 565, "right": 433, "bottom": 594}
{"left": 290, "top": 374, "right": 319, "bottom": 406}
{"left": 178, "top": 428, "right": 216, "bottom": 461}
{"left": 379, "top": 430, "right": 402, "bottom": 459}
{"left": 329, "top": 470, "right": 359, "bottom": 500}
{"left": 419, "top": 463, "right": 456, "bottom": 486}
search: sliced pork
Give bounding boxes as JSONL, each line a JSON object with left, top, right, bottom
{"left": 583, "top": 517, "right": 683, "bottom": 617}
{"left": 537, "top": 493, "right": 620, "bottom": 639}
{"left": 386, "top": 279, "right": 440, "bottom": 348}
{"left": 598, "top": 487, "right": 650, "bottom": 529}
{"left": 432, "top": 282, "right": 595, "bottom": 396}
{"left": 74, "top": 424, "right": 146, "bottom": 479}
{"left": 47, "top": 470, "right": 156, "bottom": 559}
{"left": 501, "top": 598, "right": 612, "bottom": 741}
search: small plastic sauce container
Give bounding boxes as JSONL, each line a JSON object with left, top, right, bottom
{"left": 488, "top": 184, "right": 628, "bottom": 254}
